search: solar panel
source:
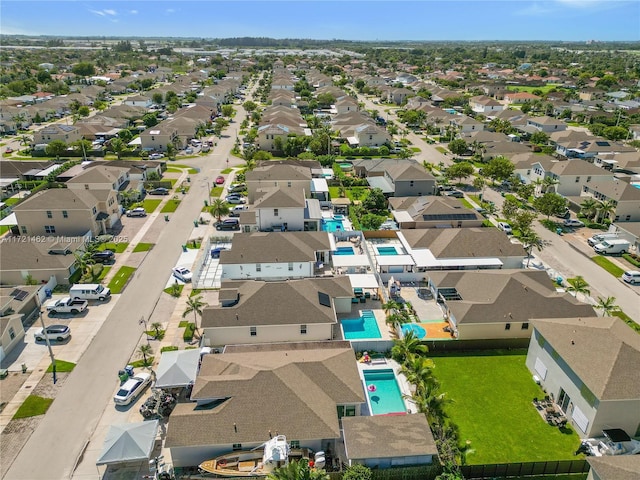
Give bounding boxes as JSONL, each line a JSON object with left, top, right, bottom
{"left": 10, "top": 289, "right": 28, "bottom": 301}
{"left": 595, "top": 141, "right": 610, "bottom": 147}
{"left": 318, "top": 292, "right": 331, "bottom": 307}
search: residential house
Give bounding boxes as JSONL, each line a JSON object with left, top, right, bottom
{"left": 350, "top": 124, "right": 390, "bottom": 148}
{"left": 449, "top": 115, "right": 484, "bottom": 134}
{"left": 12, "top": 188, "right": 120, "bottom": 237}
{"left": 351, "top": 159, "right": 437, "bottom": 197}
{"left": 594, "top": 152, "right": 640, "bottom": 174}
{"left": 342, "top": 415, "right": 437, "bottom": 468}
{"left": 552, "top": 132, "right": 636, "bottom": 160}
{"left": 246, "top": 161, "right": 315, "bottom": 204}
{"left": 33, "top": 124, "right": 81, "bottom": 146}
{"left": 200, "top": 276, "right": 354, "bottom": 346}
{"left": 528, "top": 159, "right": 614, "bottom": 196}
{"left": 257, "top": 124, "right": 303, "bottom": 153}
{"left": 526, "top": 116, "right": 567, "bottom": 133}
{"left": 334, "top": 96, "right": 359, "bottom": 115}
{"left": 579, "top": 179, "right": 640, "bottom": 222}
{"left": 253, "top": 186, "right": 308, "bottom": 231}
{"left": 139, "top": 124, "right": 179, "bottom": 152}
{"left": 587, "top": 456, "right": 640, "bottom": 480}
{"left": 504, "top": 92, "right": 541, "bottom": 104}
{"left": 389, "top": 196, "right": 484, "bottom": 229}
{"left": 526, "top": 317, "right": 640, "bottom": 437}
{"left": 0, "top": 315, "right": 25, "bottom": 362}
{"left": 64, "top": 165, "right": 130, "bottom": 192}
{"left": 0, "top": 237, "right": 83, "bottom": 285}
{"left": 427, "top": 270, "right": 596, "bottom": 342}
{"left": 469, "top": 95, "right": 505, "bottom": 114}
{"left": 0, "top": 286, "right": 40, "bottom": 360}
{"left": 219, "top": 231, "right": 332, "bottom": 281}
{"left": 166, "top": 341, "right": 365, "bottom": 468}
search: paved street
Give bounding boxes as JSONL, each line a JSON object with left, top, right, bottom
{"left": 5, "top": 97, "right": 249, "bottom": 479}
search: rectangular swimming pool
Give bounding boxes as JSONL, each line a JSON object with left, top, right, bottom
{"left": 377, "top": 246, "right": 399, "bottom": 255}
{"left": 322, "top": 219, "right": 344, "bottom": 232}
{"left": 341, "top": 310, "right": 381, "bottom": 339}
{"left": 334, "top": 246, "right": 355, "bottom": 256}
{"left": 363, "top": 369, "right": 406, "bottom": 415}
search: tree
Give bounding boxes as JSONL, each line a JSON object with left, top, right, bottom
{"left": 595, "top": 200, "right": 615, "bottom": 224}
{"left": 521, "top": 230, "right": 546, "bottom": 267}
{"left": 595, "top": 296, "right": 619, "bottom": 317}
{"left": 242, "top": 100, "right": 257, "bottom": 113}
{"left": 183, "top": 295, "right": 208, "bottom": 338}
{"left": 362, "top": 188, "right": 387, "bottom": 214}
{"left": 210, "top": 199, "right": 230, "bottom": 222}
{"left": 118, "top": 129, "right": 133, "bottom": 143}
{"left": 541, "top": 176, "right": 559, "bottom": 194}
{"left": 580, "top": 198, "right": 599, "bottom": 220}
{"left": 138, "top": 344, "right": 153, "bottom": 367}
{"left": 142, "top": 113, "right": 158, "bottom": 128}
{"left": 445, "top": 162, "right": 474, "bottom": 183}
{"left": 512, "top": 210, "right": 537, "bottom": 233}
{"left": 391, "top": 331, "right": 428, "bottom": 365}
{"left": 501, "top": 197, "right": 521, "bottom": 221}
{"left": 448, "top": 139, "right": 468, "bottom": 156}
{"left": 533, "top": 192, "right": 567, "bottom": 219}
{"left": 150, "top": 322, "right": 164, "bottom": 339}
{"left": 77, "top": 105, "right": 90, "bottom": 117}
{"left": 45, "top": 140, "right": 67, "bottom": 159}
{"left": 530, "top": 131, "right": 549, "bottom": 145}
{"left": 109, "top": 138, "right": 126, "bottom": 159}
{"left": 360, "top": 213, "right": 386, "bottom": 230}
{"left": 152, "top": 92, "right": 163, "bottom": 105}
{"left": 221, "top": 105, "right": 235, "bottom": 117}
{"left": 267, "top": 458, "right": 328, "bottom": 480}
{"left": 342, "top": 464, "right": 372, "bottom": 480}
{"left": 483, "top": 156, "right": 514, "bottom": 183}
{"left": 515, "top": 183, "right": 535, "bottom": 203}
{"left": 566, "top": 276, "right": 590, "bottom": 301}
{"left": 71, "top": 62, "right": 95, "bottom": 76}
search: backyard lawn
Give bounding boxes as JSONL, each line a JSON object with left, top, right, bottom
{"left": 432, "top": 352, "right": 582, "bottom": 464}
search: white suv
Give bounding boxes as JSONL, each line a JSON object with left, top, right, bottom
{"left": 113, "top": 372, "right": 152, "bottom": 405}
{"left": 498, "top": 222, "right": 513, "bottom": 235}
{"left": 622, "top": 271, "right": 640, "bottom": 285}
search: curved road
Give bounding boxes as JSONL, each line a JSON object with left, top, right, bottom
{"left": 5, "top": 96, "right": 251, "bottom": 479}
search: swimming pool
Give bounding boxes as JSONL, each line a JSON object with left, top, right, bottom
{"left": 401, "top": 323, "right": 427, "bottom": 339}
{"left": 333, "top": 214, "right": 346, "bottom": 220}
{"left": 334, "top": 246, "right": 355, "bottom": 256}
{"left": 444, "top": 108, "right": 457, "bottom": 114}
{"left": 377, "top": 246, "right": 399, "bottom": 255}
{"left": 322, "top": 219, "right": 344, "bottom": 232}
{"left": 341, "top": 310, "right": 381, "bottom": 339}
{"left": 339, "top": 163, "right": 354, "bottom": 171}
{"left": 363, "top": 369, "right": 406, "bottom": 415}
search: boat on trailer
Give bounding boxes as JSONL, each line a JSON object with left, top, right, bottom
{"left": 198, "top": 435, "right": 324, "bottom": 477}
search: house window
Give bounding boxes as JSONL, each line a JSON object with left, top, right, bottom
{"left": 84, "top": 184, "right": 89, "bottom": 190}
{"left": 62, "top": 210, "right": 68, "bottom": 218}
{"left": 287, "top": 181, "right": 291, "bottom": 187}
{"left": 586, "top": 176, "right": 591, "bottom": 182}
{"left": 8, "top": 327, "right": 16, "bottom": 340}
{"left": 46, "top": 210, "right": 52, "bottom": 218}
{"left": 300, "top": 324, "right": 307, "bottom": 335}
{"left": 410, "top": 181, "right": 414, "bottom": 187}
{"left": 92, "top": 207, "right": 97, "bottom": 214}
{"left": 274, "top": 209, "right": 278, "bottom": 216}
{"left": 256, "top": 263, "right": 261, "bottom": 272}
{"left": 45, "top": 225, "right": 56, "bottom": 234}
{"left": 20, "top": 226, "right": 27, "bottom": 234}
{"left": 151, "top": 136, "right": 155, "bottom": 141}
{"left": 625, "top": 215, "right": 631, "bottom": 221}
{"left": 288, "top": 262, "right": 294, "bottom": 271}
{"left": 345, "top": 405, "right": 356, "bottom": 416}
{"left": 250, "top": 326, "right": 257, "bottom": 336}
{"left": 522, "top": 322, "right": 529, "bottom": 330}
{"left": 505, "top": 323, "right": 511, "bottom": 330}
{"left": 232, "top": 444, "right": 242, "bottom": 451}
{"left": 290, "top": 440, "right": 300, "bottom": 449}
{"left": 575, "top": 177, "right": 580, "bottom": 183}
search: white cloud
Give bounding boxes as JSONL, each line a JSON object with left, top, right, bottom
{"left": 89, "top": 9, "right": 117, "bottom": 17}
{"left": 515, "top": 3, "right": 556, "bottom": 16}
{"left": 104, "top": 9, "right": 117, "bottom": 16}
{"left": 165, "top": 8, "right": 175, "bottom": 13}
{"left": 129, "top": 10, "right": 138, "bottom": 15}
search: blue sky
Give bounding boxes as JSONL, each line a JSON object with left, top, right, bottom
{"left": 1, "top": 1, "right": 638, "bottom": 41}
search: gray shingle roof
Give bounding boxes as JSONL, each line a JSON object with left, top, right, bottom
{"left": 532, "top": 317, "right": 640, "bottom": 400}
{"left": 165, "top": 344, "right": 364, "bottom": 448}
{"left": 220, "top": 231, "right": 331, "bottom": 264}
{"left": 587, "top": 455, "right": 640, "bottom": 480}
{"left": 12, "top": 188, "right": 101, "bottom": 211}
{"left": 401, "top": 228, "right": 526, "bottom": 258}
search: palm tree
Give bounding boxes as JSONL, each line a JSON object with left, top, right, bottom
{"left": 401, "top": 356, "right": 437, "bottom": 395}
{"left": 595, "top": 296, "right": 619, "bottom": 317}
{"left": 138, "top": 344, "right": 153, "bottom": 367}
{"left": 150, "top": 322, "right": 163, "bottom": 339}
{"left": 532, "top": 178, "right": 545, "bottom": 197}
{"left": 183, "top": 295, "right": 208, "bottom": 338}
{"left": 109, "top": 138, "right": 126, "bottom": 160}
{"left": 521, "top": 231, "right": 546, "bottom": 267}
{"left": 595, "top": 200, "right": 616, "bottom": 224}
{"left": 542, "top": 176, "right": 559, "bottom": 194}
{"left": 382, "top": 300, "right": 403, "bottom": 316}
{"left": 566, "top": 276, "right": 591, "bottom": 301}
{"left": 267, "top": 458, "right": 328, "bottom": 480}
{"left": 391, "top": 331, "right": 428, "bottom": 365}
{"left": 210, "top": 199, "right": 230, "bottom": 223}
{"left": 580, "top": 198, "right": 599, "bottom": 220}
{"left": 73, "top": 251, "right": 95, "bottom": 279}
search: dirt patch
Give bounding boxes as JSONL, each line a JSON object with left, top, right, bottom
{"left": 0, "top": 372, "right": 29, "bottom": 405}
{"left": 31, "top": 372, "right": 70, "bottom": 398}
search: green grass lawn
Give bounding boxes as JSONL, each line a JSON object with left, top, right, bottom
{"left": 591, "top": 255, "right": 625, "bottom": 278}
{"left": 141, "top": 199, "right": 162, "bottom": 213}
{"left": 432, "top": 352, "right": 582, "bottom": 464}
{"left": 211, "top": 186, "right": 224, "bottom": 197}
{"left": 99, "top": 242, "right": 129, "bottom": 253}
{"left": 506, "top": 84, "right": 563, "bottom": 94}
{"left": 0, "top": 225, "right": 10, "bottom": 235}
{"left": 168, "top": 164, "right": 199, "bottom": 174}
{"left": 13, "top": 395, "right": 54, "bottom": 419}
{"left": 46, "top": 360, "right": 76, "bottom": 373}
{"left": 328, "top": 186, "right": 369, "bottom": 202}
{"left": 160, "top": 199, "right": 181, "bottom": 213}
{"left": 107, "top": 266, "right": 137, "bottom": 294}
{"left": 221, "top": 168, "right": 234, "bottom": 174}
{"left": 460, "top": 198, "right": 474, "bottom": 209}
{"left": 164, "top": 284, "right": 184, "bottom": 297}
{"left": 96, "top": 266, "right": 111, "bottom": 281}
{"left": 4, "top": 197, "right": 20, "bottom": 206}
{"left": 132, "top": 242, "right": 154, "bottom": 252}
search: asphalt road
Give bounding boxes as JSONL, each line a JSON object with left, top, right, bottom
{"left": 5, "top": 97, "right": 249, "bottom": 480}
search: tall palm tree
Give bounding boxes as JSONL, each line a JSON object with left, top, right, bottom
{"left": 183, "top": 295, "right": 208, "bottom": 337}
{"left": 138, "top": 344, "right": 153, "bottom": 367}
{"left": 521, "top": 231, "right": 546, "bottom": 267}
{"left": 595, "top": 200, "right": 616, "bottom": 224}
{"left": 391, "top": 331, "right": 428, "bottom": 365}
{"left": 401, "top": 356, "right": 437, "bottom": 396}
{"left": 566, "top": 276, "right": 591, "bottom": 301}
{"left": 580, "top": 198, "right": 599, "bottom": 220}
{"left": 381, "top": 300, "right": 403, "bottom": 316}
{"left": 595, "top": 296, "right": 619, "bottom": 317}
{"left": 542, "top": 176, "right": 559, "bottom": 194}
{"left": 210, "top": 199, "right": 230, "bottom": 223}
{"left": 267, "top": 458, "right": 328, "bottom": 480}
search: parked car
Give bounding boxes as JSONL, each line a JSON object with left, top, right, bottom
{"left": 70, "top": 283, "right": 111, "bottom": 301}
{"left": 5, "top": 147, "right": 14, "bottom": 154}
{"left": 226, "top": 196, "right": 246, "bottom": 204}
{"left": 445, "top": 190, "right": 464, "bottom": 198}
{"left": 46, "top": 297, "right": 88, "bottom": 315}
{"left": 555, "top": 208, "right": 571, "bottom": 219}
{"left": 34, "top": 324, "right": 71, "bottom": 342}
{"left": 497, "top": 222, "right": 513, "bottom": 235}
{"left": 185, "top": 147, "right": 194, "bottom": 154}
{"left": 216, "top": 218, "right": 240, "bottom": 231}
{"left": 113, "top": 372, "right": 152, "bottom": 406}
{"left": 229, "top": 205, "right": 249, "bottom": 217}
{"left": 215, "top": 175, "right": 225, "bottom": 185}
{"left": 91, "top": 250, "right": 115, "bottom": 263}
{"left": 148, "top": 153, "right": 164, "bottom": 160}
{"left": 148, "top": 187, "right": 170, "bottom": 195}
{"left": 593, "top": 239, "right": 630, "bottom": 255}
{"left": 172, "top": 267, "right": 192, "bottom": 283}
{"left": 211, "top": 247, "right": 227, "bottom": 259}
{"left": 622, "top": 271, "right": 640, "bottom": 285}
{"left": 126, "top": 207, "right": 147, "bottom": 217}
{"left": 588, "top": 233, "right": 619, "bottom": 247}
{"left": 229, "top": 183, "right": 247, "bottom": 193}
{"left": 563, "top": 218, "right": 585, "bottom": 228}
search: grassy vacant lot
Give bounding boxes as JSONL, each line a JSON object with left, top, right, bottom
{"left": 160, "top": 199, "right": 181, "bottom": 213}
{"left": 13, "top": 395, "right": 54, "bottom": 419}
{"left": 107, "top": 266, "right": 137, "bottom": 294}
{"left": 432, "top": 352, "right": 582, "bottom": 464}
{"left": 591, "top": 255, "right": 625, "bottom": 278}
{"left": 132, "top": 242, "right": 154, "bottom": 253}
{"left": 506, "top": 84, "right": 563, "bottom": 94}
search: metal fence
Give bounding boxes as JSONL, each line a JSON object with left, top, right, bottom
{"left": 460, "top": 459, "right": 589, "bottom": 479}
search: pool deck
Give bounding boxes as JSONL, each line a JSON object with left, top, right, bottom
{"left": 416, "top": 321, "right": 454, "bottom": 339}
{"left": 356, "top": 358, "right": 418, "bottom": 414}
{"left": 337, "top": 307, "right": 394, "bottom": 341}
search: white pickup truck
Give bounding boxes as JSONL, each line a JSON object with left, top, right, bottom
{"left": 46, "top": 297, "right": 89, "bottom": 315}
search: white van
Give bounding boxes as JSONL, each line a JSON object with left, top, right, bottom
{"left": 70, "top": 284, "right": 111, "bottom": 301}
{"left": 593, "top": 239, "right": 630, "bottom": 255}
{"left": 587, "top": 232, "right": 619, "bottom": 247}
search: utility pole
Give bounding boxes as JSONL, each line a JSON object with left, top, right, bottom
{"left": 37, "top": 297, "right": 57, "bottom": 384}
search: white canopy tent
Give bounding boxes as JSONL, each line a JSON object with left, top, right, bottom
{"left": 155, "top": 349, "right": 200, "bottom": 389}
{"left": 96, "top": 420, "right": 159, "bottom": 466}
{"left": 347, "top": 274, "right": 380, "bottom": 289}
